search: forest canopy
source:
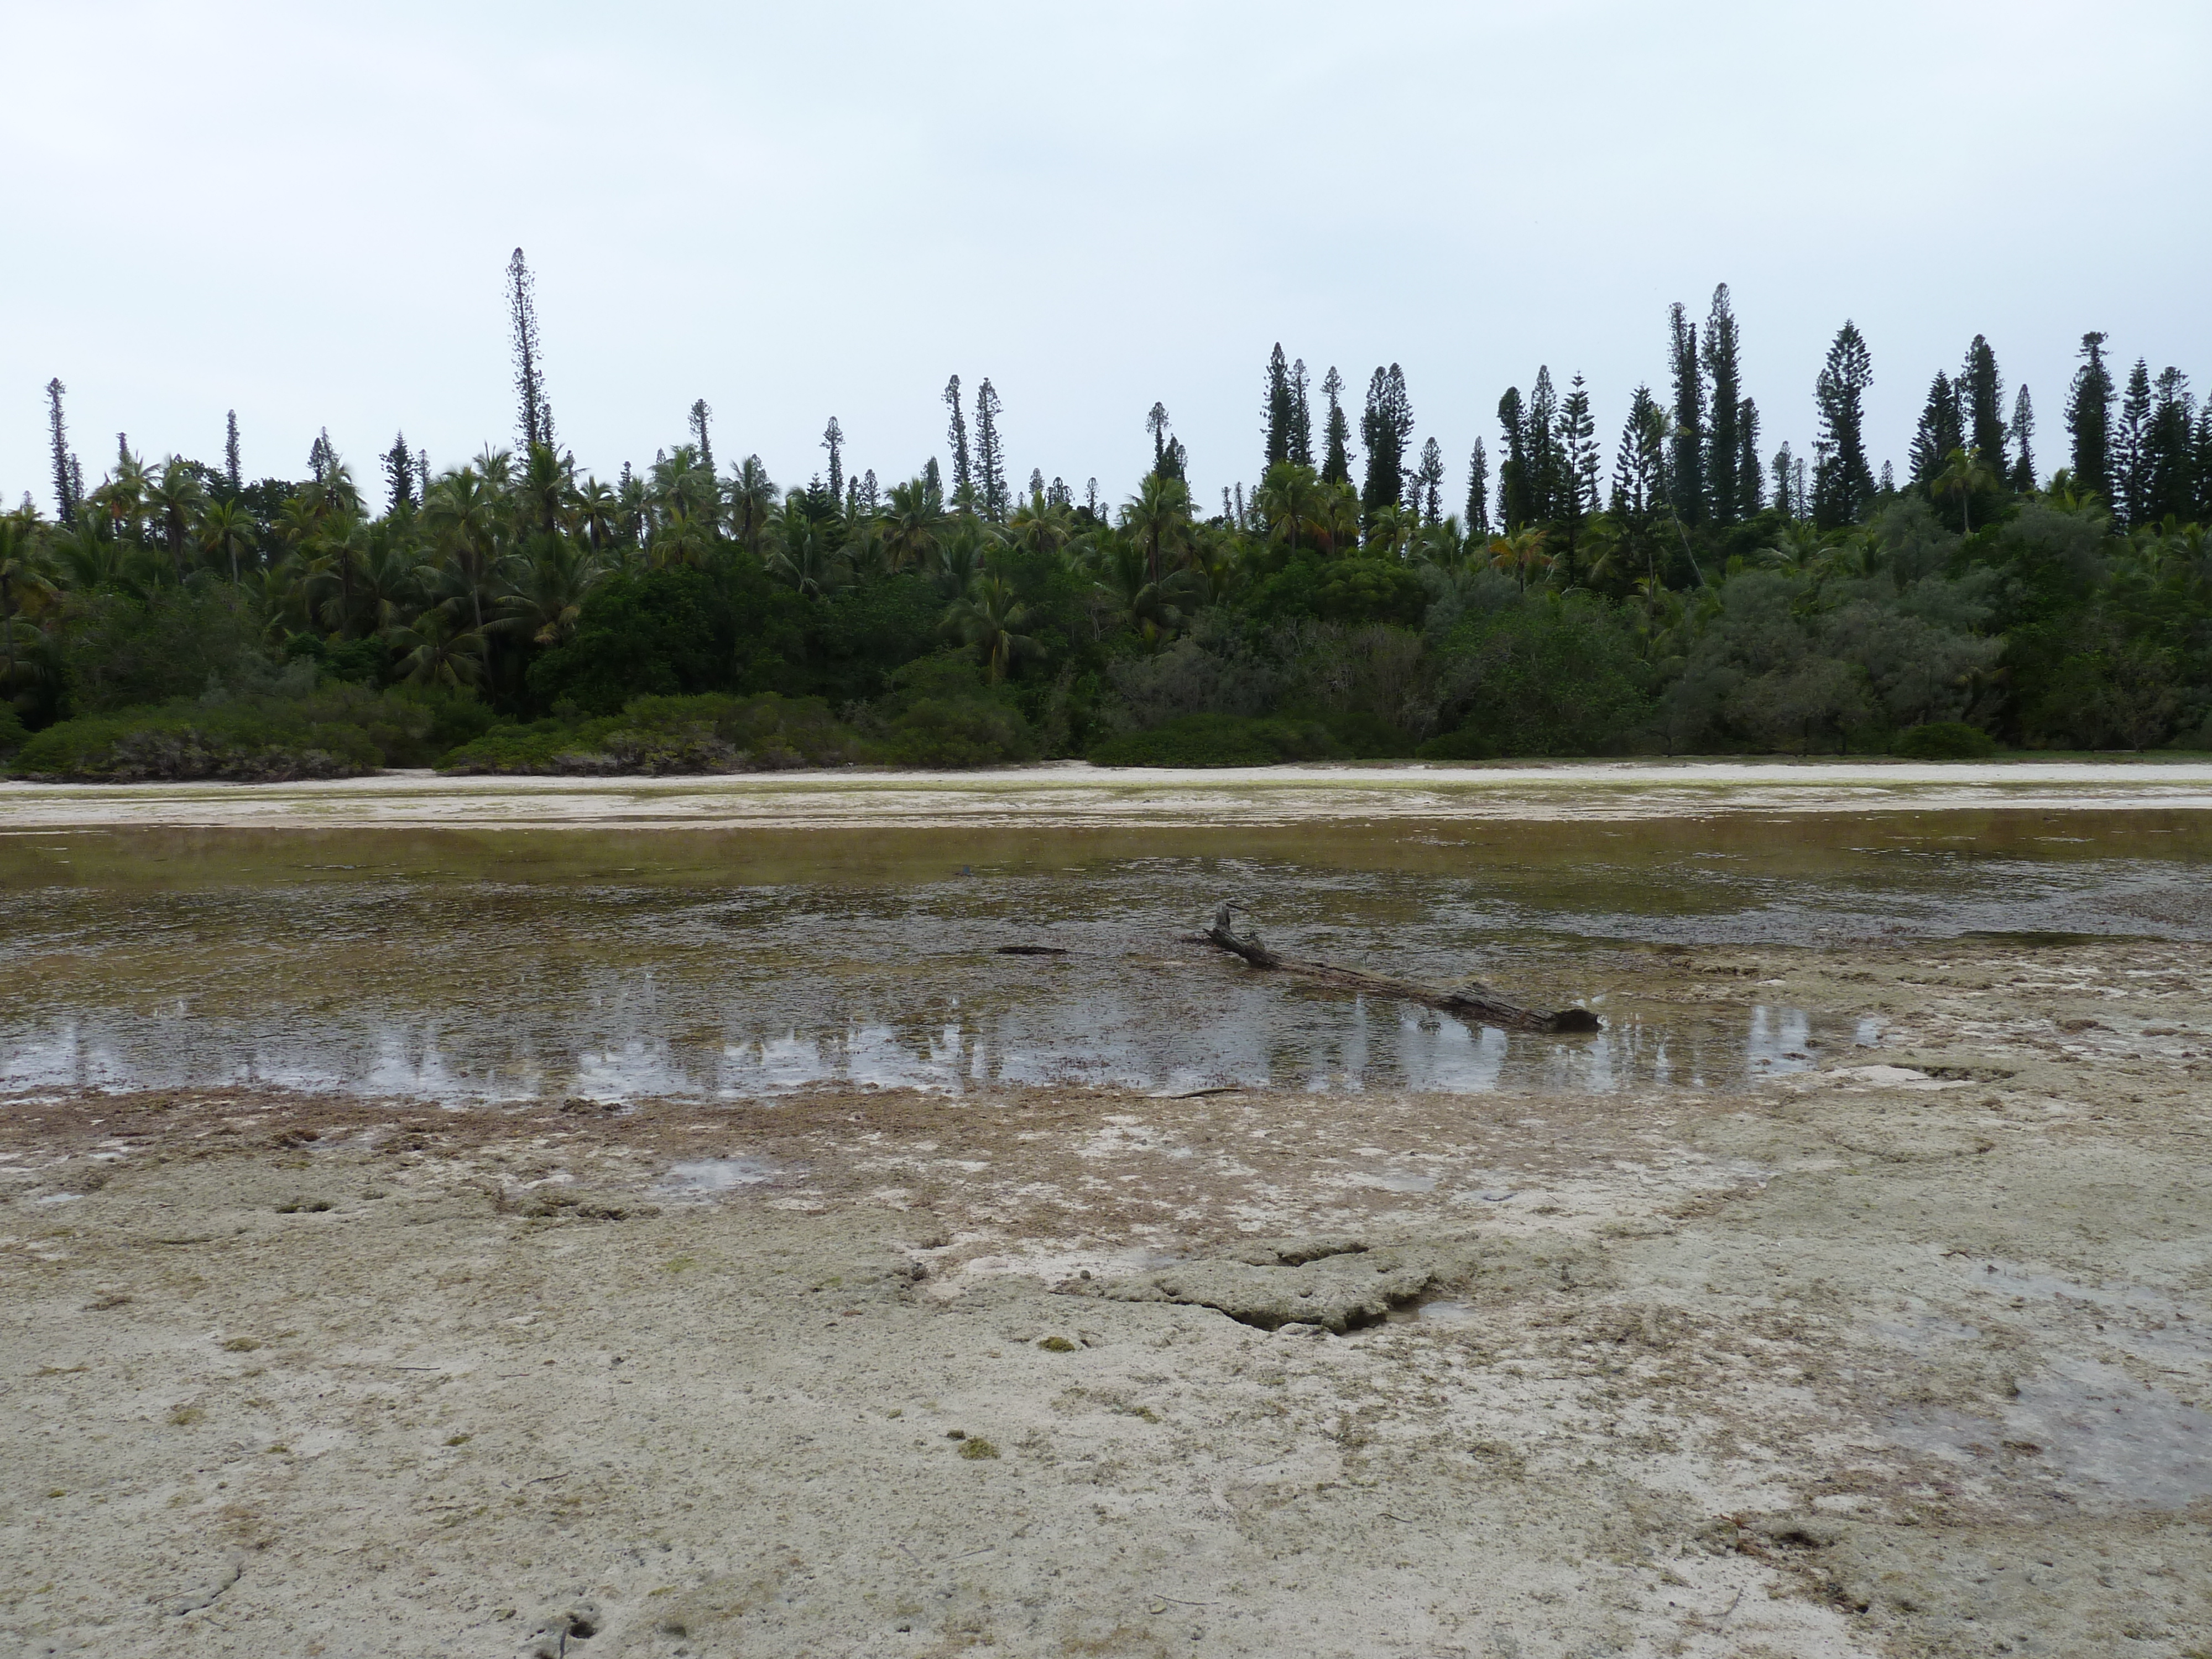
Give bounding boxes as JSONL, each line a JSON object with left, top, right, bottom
{"left": 5, "top": 262, "right": 2209, "bottom": 778}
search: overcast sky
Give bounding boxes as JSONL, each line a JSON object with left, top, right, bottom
{"left": 4, "top": 1, "right": 2208, "bottom": 518}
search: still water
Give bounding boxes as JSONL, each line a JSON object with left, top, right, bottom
{"left": 3, "top": 811, "right": 2206, "bottom": 1104}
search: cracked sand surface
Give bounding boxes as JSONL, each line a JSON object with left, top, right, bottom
{"left": 4, "top": 937, "right": 2209, "bottom": 1656}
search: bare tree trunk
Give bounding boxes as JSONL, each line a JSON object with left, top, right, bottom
{"left": 1197, "top": 903, "right": 1599, "bottom": 1034}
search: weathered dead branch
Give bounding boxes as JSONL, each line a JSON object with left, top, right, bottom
{"left": 1198, "top": 901, "right": 1600, "bottom": 1034}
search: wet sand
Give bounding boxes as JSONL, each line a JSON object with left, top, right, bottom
{"left": 4, "top": 779, "right": 2210, "bottom": 1657}
{"left": 4, "top": 757, "right": 2212, "bottom": 833}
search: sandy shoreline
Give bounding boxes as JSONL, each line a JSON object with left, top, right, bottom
{"left": 6, "top": 932, "right": 2208, "bottom": 1656}
{"left": 4, "top": 758, "right": 2212, "bottom": 833}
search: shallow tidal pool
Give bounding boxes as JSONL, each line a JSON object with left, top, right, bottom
{"left": 3, "top": 809, "right": 2208, "bottom": 1105}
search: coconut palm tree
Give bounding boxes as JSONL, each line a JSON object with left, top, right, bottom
{"left": 1932, "top": 447, "right": 2000, "bottom": 535}
{"left": 517, "top": 442, "right": 574, "bottom": 536}
{"left": 945, "top": 572, "right": 1039, "bottom": 681}
{"left": 1487, "top": 528, "right": 1551, "bottom": 593}
{"left": 422, "top": 467, "right": 510, "bottom": 680}
{"left": 1120, "top": 472, "right": 1191, "bottom": 585}
{"left": 390, "top": 606, "right": 484, "bottom": 690}
{"left": 498, "top": 531, "right": 603, "bottom": 646}
{"left": 1364, "top": 503, "right": 1416, "bottom": 560}
{"left": 197, "top": 499, "right": 259, "bottom": 587}
{"left": 728, "top": 456, "right": 778, "bottom": 555}
{"left": 1008, "top": 490, "right": 1074, "bottom": 559}
{"left": 1254, "top": 462, "right": 1325, "bottom": 558}
{"left": 572, "top": 478, "right": 616, "bottom": 550}
{"left": 766, "top": 495, "right": 847, "bottom": 598}
{"left": 1091, "top": 531, "right": 1186, "bottom": 643}
{"left": 880, "top": 476, "right": 951, "bottom": 572}
{"left": 0, "top": 512, "right": 59, "bottom": 691}
{"left": 147, "top": 460, "right": 208, "bottom": 581}
{"left": 650, "top": 509, "right": 714, "bottom": 570}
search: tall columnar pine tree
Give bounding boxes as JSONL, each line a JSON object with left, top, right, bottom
{"left": 2142, "top": 368, "right": 2197, "bottom": 525}
{"left": 1735, "top": 399, "right": 1762, "bottom": 517}
{"left": 1609, "top": 385, "right": 1666, "bottom": 519}
{"left": 1556, "top": 372, "right": 1601, "bottom": 567}
{"left": 1464, "top": 438, "right": 1490, "bottom": 535}
{"left": 943, "top": 376, "right": 974, "bottom": 506}
{"left": 1319, "top": 368, "right": 1352, "bottom": 486}
{"left": 1415, "top": 438, "right": 1446, "bottom": 524}
{"left": 1910, "top": 372, "right": 1965, "bottom": 483}
{"left": 1702, "top": 286, "right": 1741, "bottom": 526}
{"left": 2115, "top": 359, "right": 2153, "bottom": 528}
{"left": 973, "top": 379, "right": 1008, "bottom": 520}
{"left": 1769, "top": 444, "right": 1797, "bottom": 519}
{"left": 1359, "top": 365, "right": 1413, "bottom": 514}
{"left": 689, "top": 400, "right": 714, "bottom": 476}
{"left": 1525, "top": 368, "right": 1564, "bottom": 523}
{"left": 1668, "top": 302, "right": 1705, "bottom": 523}
{"left": 1288, "top": 359, "right": 1313, "bottom": 468}
{"left": 1496, "top": 387, "right": 1531, "bottom": 531}
{"left": 506, "top": 248, "right": 555, "bottom": 453}
{"left": 383, "top": 432, "right": 416, "bottom": 514}
{"left": 1810, "top": 321, "right": 1876, "bottom": 529}
{"left": 1264, "top": 345, "right": 1293, "bottom": 469}
{"left": 1961, "top": 335, "right": 2006, "bottom": 469}
{"left": 822, "top": 416, "right": 844, "bottom": 507}
{"left": 2008, "top": 387, "right": 2037, "bottom": 493}
{"left": 224, "top": 410, "right": 242, "bottom": 494}
{"left": 46, "top": 378, "right": 76, "bottom": 526}
{"left": 2065, "top": 332, "right": 2115, "bottom": 504}
{"left": 1146, "top": 402, "right": 1188, "bottom": 483}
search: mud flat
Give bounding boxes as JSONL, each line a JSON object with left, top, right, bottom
{"left": 5, "top": 926, "right": 2210, "bottom": 1657}
{"left": 4, "top": 757, "right": 2212, "bottom": 834}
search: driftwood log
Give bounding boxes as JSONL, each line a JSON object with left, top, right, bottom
{"left": 1199, "top": 901, "right": 1600, "bottom": 1034}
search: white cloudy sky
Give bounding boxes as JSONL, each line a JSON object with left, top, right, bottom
{"left": 3, "top": 0, "right": 2206, "bottom": 514}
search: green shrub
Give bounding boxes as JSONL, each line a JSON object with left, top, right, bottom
{"left": 875, "top": 697, "right": 1038, "bottom": 768}
{"left": 1424, "top": 595, "right": 1653, "bottom": 758}
{"left": 1087, "top": 713, "right": 1343, "bottom": 768}
{"left": 439, "top": 692, "right": 864, "bottom": 775}
{"left": 1892, "top": 720, "right": 1996, "bottom": 759}
{"left": 11, "top": 698, "right": 382, "bottom": 781}
{"left": 0, "top": 703, "right": 27, "bottom": 758}
{"left": 2, "top": 682, "right": 487, "bottom": 781}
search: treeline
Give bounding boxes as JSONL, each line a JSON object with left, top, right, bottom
{"left": 3, "top": 263, "right": 2209, "bottom": 776}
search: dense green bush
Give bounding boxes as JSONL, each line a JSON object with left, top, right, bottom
{"left": 3, "top": 681, "right": 491, "bottom": 780}
{"left": 851, "top": 653, "right": 1041, "bottom": 768}
{"left": 875, "top": 697, "right": 1039, "bottom": 767}
{"left": 1421, "top": 594, "right": 1653, "bottom": 758}
{"left": 0, "top": 702, "right": 28, "bottom": 757}
{"left": 441, "top": 691, "right": 864, "bottom": 774}
{"left": 1088, "top": 712, "right": 1343, "bottom": 767}
{"left": 11, "top": 696, "right": 382, "bottom": 781}
{"left": 525, "top": 561, "right": 803, "bottom": 714}
{"left": 1892, "top": 720, "right": 1998, "bottom": 759}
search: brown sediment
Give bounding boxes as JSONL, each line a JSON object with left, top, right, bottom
{"left": 5, "top": 933, "right": 2209, "bottom": 1656}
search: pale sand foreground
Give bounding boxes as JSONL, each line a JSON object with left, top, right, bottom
{"left": 4, "top": 757, "right": 2212, "bottom": 833}
{"left": 4, "top": 774, "right": 2210, "bottom": 1658}
{"left": 5, "top": 936, "right": 2209, "bottom": 1657}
